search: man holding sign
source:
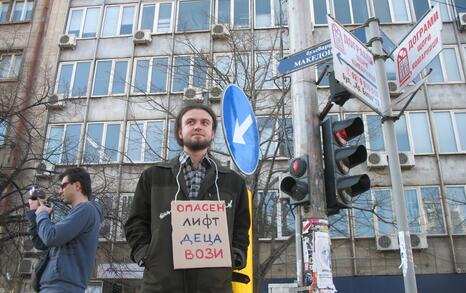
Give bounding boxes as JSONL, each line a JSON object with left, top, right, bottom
{"left": 125, "top": 104, "right": 250, "bottom": 293}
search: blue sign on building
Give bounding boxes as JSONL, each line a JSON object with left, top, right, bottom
{"left": 221, "top": 84, "right": 259, "bottom": 175}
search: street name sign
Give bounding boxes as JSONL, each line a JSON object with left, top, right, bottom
{"left": 327, "top": 16, "right": 382, "bottom": 113}
{"left": 394, "top": 5, "right": 443, "bottom": 90}
{"left": 221, "top": 84, "right": 259, "bottom": 175}
{"left": 276, "top": 27, "right": 396, "bottom": 77}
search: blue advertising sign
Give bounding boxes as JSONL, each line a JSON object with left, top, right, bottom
{"left": 221, "top": 84, "right": 259, "bottom": 175}
{"left": 276, "top": 27, "right": 396, "bottom": 76}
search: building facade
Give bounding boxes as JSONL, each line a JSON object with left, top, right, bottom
{"left": 0, "top": 0, "right": 465, "bottom": 292}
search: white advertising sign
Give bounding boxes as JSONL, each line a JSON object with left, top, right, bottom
{"left": 327, "top": 16, "right": 381, "bottom": 113}
{"left": 394, "top": 6, "right": 443, "bottom": 89}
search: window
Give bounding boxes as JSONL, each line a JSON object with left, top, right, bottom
{"left": 212, "top": 118, "right": 229, "bottom": 158}
{"left": 257, "top": 116, "right": 277, "bottom": 157}
{"left": 0, "top": 119, "right": 6, "bottom": 145}
{"left": 374, "top": 189, "right": 395, "bottom": 235}
{"left": 217, "top": 0, "right": 250, "bottom": 27}
{"left": 278, "top": 118, "right": 293, "bottom": 158}
{"left": 255, "top": 52, "right": 275, "bottom": 89}
{"left": 352, "top": 191, "right": 375, "bottom": 237}
{"left": 373, "top": 0, "right": 410, "bottom": 23}
{"left": 83, "top": 123, "right": 121, "bottom": 163}
{"left": 446, "top": 186, "right": 466, "bottom": 234}
{"left": 102, "top": 5, "right": 135, "bottom": 37}
{"left": 329, "top": 210, "right": 349, "bottom": 238}
{"left": 116, "top": 194, "right": 134, "bottom": 240}
{"left": 0, "top": 2, "right": 9, "bottom": 22}
{"left": 456, "top": 0, "right": 466, "bottom": 13}
{"left": 56, "top": 61, "right": 91, "bottom": 97}
{"left": 413, "top": 0, "right": 451, "bottom": 22}
{"left": 126, "top": 121, "right": 164, "bottom": 162}
{"left": 172, "top": 56, "right": 208, "bottom": 92}
{"left": 366, "top": 114, "right": 384, "bottom": 151}
{"left": 10, "top": 0, "right": 34, "bottom": 22}
{"left": 140, "top": 2, "right": 174, "bottom": 33}
{"left": 408, "top": 112, "right": 433, "bottom": 153}
{"left": 427, "top": 47, "right": 463, "bottom": 83}
{"left": 0, "top": 52, "right": 22, "bottom": 80}
{"left": 97, "top": 194, "right": 113, "bottom": 240}
{"left": 213, "top": 53, "right": 250, "bottom": 88}
{"left": 421, "top": 187, "right": 445, "bottom": 234}
{"left": 66, "top": 7, "right": 101, "bottom": 38}
{"left": 45, "top": 124, "right": 82, "bottom": 164}
{"left": 257, "top": 190, "right": 294, "bottom": 239}
{"left": 177, "top": 0, "right": 211, "bottom": 32}
{"left": 395, "top": 115, "right": 410, "bottom": 152}
{"left": 255, "top": 0, "right": 288, "bottom": 28}
{"left": 433, "top": 111, "right": 466, "bottom": 153}
{"left": 404, "top": 189, "right": 422, "bottom": 233}
{"left": 133, "top": 57, "right": 169, "bottom": 94}
{"left": 168, "top": 119, "right": 182, "bottom": 159}
{"left": 92, "top": 59, "right": 129, "bottom": 96}
{"left": 312, "top": 0, "right": 368, "bottom": 25}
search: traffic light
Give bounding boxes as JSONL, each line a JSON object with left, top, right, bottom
{"left": 321, "top": 117, "right": 370, "bottom": 215}
{"left": 280, "top": 155, "right": 310, "bottom": 205}
{"left": 329, "top": 71, "right": 353, "bottom": 106}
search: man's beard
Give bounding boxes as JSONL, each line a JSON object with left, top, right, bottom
{"left": 183, "top": 137, "right": 212, "bottom": 151}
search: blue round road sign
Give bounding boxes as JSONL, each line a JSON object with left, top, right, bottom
{"left": 221, "top": 84, "right": 259, "bottom": 175}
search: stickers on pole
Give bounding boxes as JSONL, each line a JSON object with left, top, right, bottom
{"left": 394, "top": 5, "right": 443, "bottom": 90}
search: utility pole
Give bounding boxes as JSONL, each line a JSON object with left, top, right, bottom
{"left": 367, "top": 1, "right": 418, "bottom": 292}
{"left": 288, "top": 0, "right": 327, "bottom": 289}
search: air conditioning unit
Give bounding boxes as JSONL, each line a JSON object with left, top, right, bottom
{"left": 388, "top": 81, "right": 401, "bottom": 98}
{"left": 36, "top": 161, "right": 55, "bottom": 177}
{"left": 133, "top": 30, "right": 152, "bottom": 45}
{"left": 367, "top": 151, "right": 388, "bottom": 169}
{"left": 399, "top": 152, "right": 415, "bottom": 169}
{"left": 411, "top": 233, "right": 428, "bottom": 249}
{"left": 457, "top": 13, "right": 466, "bottom": 31}
{"left": 376, "top": 234, "right": 399, "bottom": 251}
{"left": 46, "top": 94, "right": 65, "bottom": 110}
{"left": 212, "top": 24, "right": 229, "bottom": 40}
{"left": 58, "top": 34, "right": 77, "bottom": 49}
{"left": 209, "top": 86, "right": 223, "bottom": 101}
{"left": 183, "top": 87, "right": 204, "bottom": 101}
{"left": 18, "top": 258, "right": 34, "bottom": 275}
{"left": 23, "top": 238, "right": 40, "bottom": 254}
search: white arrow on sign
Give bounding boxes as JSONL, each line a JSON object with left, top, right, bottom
{"left": 233, "top": 115, "right": 253, "bottom": 144}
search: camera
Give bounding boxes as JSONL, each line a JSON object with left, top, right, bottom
{"left": 29, "top": 187, "right": 51, "bottom": 207}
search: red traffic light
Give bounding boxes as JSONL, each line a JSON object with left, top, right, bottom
{"left": 290, "top": 157, "right": 307, "bottom": 177}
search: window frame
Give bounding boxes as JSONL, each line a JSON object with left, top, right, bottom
{"left": 45, "top": 123, "right": 83, "bottom": 165}
{"left": 55, "top": 60, "right": 92, "bottom": 97}
{"left": 0, "top": 52, "right": 22, "bottom": 80}
{"left": 176, "top": 0, "right": 212, "bottom": 32}
{"left": 65, "top": 6, "right": 102, "bottom": 39}
{"left": 92, "top": 59, "right": 130, "bottom": 97}
{"left": 433, "top": 110, "right": 466, "bottom": 154}
{"left": 124, "top": 120, "right": 166, "bottom": 163}
{"left": 9, "top": 0, "right": 34, "bottom": 22}
{"left": 427, "top": 46, "right": 464, "bottom": 84}
{"left": 101, "top": 4, "right": 137, "bottom": 38}
{"left": 254, "top": 0, "right": 287, "bottom": 28}
{"left": 215, "top": 0, "right": 251, "bottom": 28}
{"left": 83, "top": 122, "right": 122, "bottom": 164}
{"left": 131, "top": 56, "right": 169, "bottom": 95}
{"left": 138, "top": 1, "right": 175, "bottom": 34}
{"left": 171, "top": 55, "right": 208, "bottom": 93}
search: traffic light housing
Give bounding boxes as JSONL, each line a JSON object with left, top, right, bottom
{"left": 322, "top": 117, "right": 370, "bottom": 215}
{"left": 329, "top": 71, "right": 353, "bottom": 106}
{"left": 280, "top": 155, "right": 310, "bottom": 205}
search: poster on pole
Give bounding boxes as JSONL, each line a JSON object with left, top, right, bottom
{"left": 327, "top": 16, "right": 382, "bottom": 113}
{"left": 394, "top": 6, "right": 443, "bottom": 90}
{"left": 171, "top": 201, "right": 232, "bottom": 269}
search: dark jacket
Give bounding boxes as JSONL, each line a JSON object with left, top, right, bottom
{"left": 124, "top": 157, "right": 250, "bottom": 293}
{"left": 27, "top": 201, "right": 103, "bottom": 293}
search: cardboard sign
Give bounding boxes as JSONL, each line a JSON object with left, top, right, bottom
{"left": 394, "top": 6, "right": 443, "bottom": 89}
{"left": 171, "top": 200, "right": 232, "bottom": 269}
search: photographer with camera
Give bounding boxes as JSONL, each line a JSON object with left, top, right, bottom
{"left": 26, "top": 167, "right": 103, "bottom": 292}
